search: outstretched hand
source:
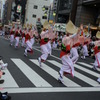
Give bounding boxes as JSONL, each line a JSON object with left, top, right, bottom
{"left": 80, "top": 24, "right": 83, "bottom": 30}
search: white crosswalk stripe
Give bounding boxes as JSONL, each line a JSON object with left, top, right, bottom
{"left": 30, "top": 59, "right": 81, "bottom": 87}
{"left": 47, "top": 60, "right": 100, "bottom": 87}
{"left": 2, "top": 87, "right": 100, "bottom": 93}
{"left": 0, "top": 60, "right": 18, "bottom": 88}
{"left": 74, "top": 64, "right": 100, "bottom": 77}
{"left": 78, "top": 62, "right": 100, "bottom": 72}
{"left": 11, "top": 58, "right": 52, "bottom": 87}
{"left": 1, "top": 69, "right": 19, "bottom": 88}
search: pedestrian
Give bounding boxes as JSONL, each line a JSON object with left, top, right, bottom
{"left": 21, "top": 27, "right": 27, "bottom": 47}
{"left": 14, "top": 27, "right": 21, "bottom": 48}
{"left": 38, "top": 28, "right": 49, "bottom": 67}
{"left": 10, "top": 26, "right": 15, "bottom": 46}
{"left": 24, "top": 28, "right": 33, "bottom": 56}
{"left": 92, "top": 31, "right": 100, "bottom": 83}
{"left": 58, "top": 20, "right": 80, "bottom": 83}
{"left": 0, "top": 92, "right": 11, "bottom": 100}
{"left": 70, "top": 33, "right": 80, "bottom": 64}
{"left": 46, "top": 27, "right": 55, "bottom": 55}
{"left": 81, "top": 37, "right": 90, "bottom": 59}
{"left": 29, "top": 28, "right": 35, "bottom": 47}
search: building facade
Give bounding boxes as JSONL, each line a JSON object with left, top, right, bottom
{"left": 53, "top": 0, "right": 58, "bottom": 11}
{"left": 25, "top": 0, "right": 50, "bottom": 25}
{"left": 0, "top": 0, "right": 2, "bottom": 19}
{"left": 56, "top": 0, "right": 78, "bottom": 23}
{"left": 75, "top": 0, "right": 100, "bottom": 26}
{"left": 2, "top": 0, "right": 27, "bottom": 25}
{"left": 2, "top": 0, "right": 14, "bottom": 25}
{"left": 1, "top": 0, "right": 6, "bottom": 21}
{"left": 52, "top": 0, "right": 58, "bottom": 23}
{"left": 11, "top": 0, "right": 27, "bottom": 24}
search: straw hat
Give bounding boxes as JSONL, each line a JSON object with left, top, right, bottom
{"left": 43, "top": 21, "right": 51, "bottom": 29}
{"left": 66, "top": 20, "right": 79, "bottom": 34}
{"left": 96, "top": 31, "right": 100, "bottom": 39}
{"left": 84, "top": 29, "right": 89, "bottom": 36}
{"left": 84, "top": 31, "right": 89, "bottom": 37}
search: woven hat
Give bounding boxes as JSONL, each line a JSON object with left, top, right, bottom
{"left": 66, "top": 20, "right": 79, "bottom": 34}
{"left": 43, "top": 21, "right": 50, "bottom": 29}
{"left": 96, "top": 31, "right": 100, "bottom": 39}
{"left": 84, "top": 29, "right": 89, "bottom": 36}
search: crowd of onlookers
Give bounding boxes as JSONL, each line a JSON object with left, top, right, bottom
{"left": 0, "top": 26, "right": 10, "bottom": 39}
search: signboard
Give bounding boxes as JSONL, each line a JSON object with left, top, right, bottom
{"left": 49, "top": 20, "right": 53, "bottom": 24}
{"left": 54, "top": 23, "right": 66, "bottom": 32}
{"left": 17, "top": 5, "right": 22, "bottom": 13}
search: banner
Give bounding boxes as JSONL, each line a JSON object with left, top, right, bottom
{"left": 54, "top": 23, "right": 66, "bottom": 32}
{"left": 17, "top": 5, "right": 22, "bottom": 13}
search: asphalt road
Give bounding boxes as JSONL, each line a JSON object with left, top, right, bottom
{"left": 0, "top": 37, "right": 100, "bottom": 100}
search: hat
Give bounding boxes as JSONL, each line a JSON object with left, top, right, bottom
{"left": 43, "top": 21, "right": 50, "bottom": 29}
{"left": 96, "top": 31, "right": 100, "bottom": 39}
{"left": 42, "top": 28, "right": 46, "bottom": 31}
{"left": 84, "top": 29, "right": 89, "bottom": 36}
{"left": 66, "top": 20, "right": 79, "bottom": 34}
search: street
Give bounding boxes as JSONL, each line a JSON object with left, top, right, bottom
{"left": 0, "top": 37, "right": 100, "bottom": 100}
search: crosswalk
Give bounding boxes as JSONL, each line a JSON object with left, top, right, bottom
{"left": 11, "top": 59, "right": 52, "bottom": 87}
{"left": 48, "top": 60, "right": 100, "bottom": 86}
{"left": 1, "top": 58, "right": 100, "bottom": 93}
{"left": 30, "top": 59, "right": 80, "bottom": 87}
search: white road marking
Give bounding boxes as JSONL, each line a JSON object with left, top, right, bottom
{"left": 74, "top": 64, "right": 100, "bottom": 77}
{"left": 78, "top": 62, "right": 100, "bottom": 72}
{"left": 30, "top": 59, "right": 80, "bottom": 87}
{"left": 1, "top": 87, "right": 100, "bottom": 93}
{"left": 48, "top": 60, "right": 100, "bottom": 86}
{"left": 11, "top": 58, "right": 52, "bottom": 87}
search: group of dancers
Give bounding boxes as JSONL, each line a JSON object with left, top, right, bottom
{"left": 1, "top": 20, "right": 100, "bottom": 85}
{"left": 57, "top": 22, "right": 100, "bottom": 83}
{"left": 37, "top": 20, "right": 100, "bottom": 84}
{"left": 9, "top": 26, "right": 38, "bottom": 56}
